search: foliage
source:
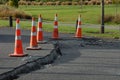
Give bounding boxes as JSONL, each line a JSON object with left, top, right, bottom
{"left": 8, "top": 0, "right": 19, "bottom": 8}
{"left": 18, "top": 0, "right": 119, "bottom": 4}
{"left": 0, "top": 0, "right": 117, "bottom": 5}
{"left": 18, "top": 5, "right": 120, "bottom": 24}
{"left": 112, "top": 0, "right": 120, "bottom": 4}
{"left": 0, "top": 0, "right": 8, "bottom": 4}
{"left": 0, "top": 5, "right": 31, "bottom": 19}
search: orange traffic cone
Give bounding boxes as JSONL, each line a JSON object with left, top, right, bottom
{"left": 52, "top": 14, "right": 59, "bottom": 39}
{"left": 9, "top": 19, "right": 28, "bottom": 57}
{"left": 75, "top": 15, "right": 82, "bottom": 38}
{"left": 37, "top": 14, "right": 47, "bottom": 44}
{"left": 26, "top": 17, "right": 41, "bottom": 50}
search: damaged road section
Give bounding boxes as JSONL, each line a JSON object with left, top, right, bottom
{"left": 0, "top": 42, "right": 62, "bottom": 80}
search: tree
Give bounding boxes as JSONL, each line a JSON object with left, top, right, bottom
{"left": 9, "top": 0, "right": 19, "bottom": 8}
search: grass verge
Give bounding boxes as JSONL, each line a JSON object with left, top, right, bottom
{"left": 0, "top": 19, "right": 119, "bottom": 39}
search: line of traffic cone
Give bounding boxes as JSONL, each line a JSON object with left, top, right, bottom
{"left": 52, "top": 14, "right": 59, "bottom": 39}
{"left": 26, "top": 17, "right": 41, "bottom": 50}
{"left": 75, "top": 15, "right": 82, "bottom": 38}
{"left": 9, "top": 19, "right": 28, "bottom": 57}
{"left": 37, "top": 14, "right": 47, "bottom": 44}
{"left": 9, "top": 14, "right": 82, "bottom": 57}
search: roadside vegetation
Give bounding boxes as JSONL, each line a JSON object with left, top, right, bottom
{"left": 0, "top": 5, "right": 120, "bottom": 24}
{"left": 0, "top": 0, "right": 120, "bottom": 39}
{"left": 0, "top": 5, "right": 31, "bottom": 19}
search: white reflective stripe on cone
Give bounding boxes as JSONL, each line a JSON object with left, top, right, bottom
{"left": 15, "top": 36, "right": 21, "bottom": 40}
{"left": 32, "top": 21, "right": 36, "bottom": 26}
{"left": 38, "top": 18, "right": 42, "bottom": 22}
{"left": 31, "top": 32, "right": 36, "bottom": 36}
{"left": 54, "top": 17, "right": 58, "bottom": 21}
{"left": 77, "top": 23, "right": 82, "bottom": 28}
{"left": 16, "top": 24, "right": 20, "bottom": 29}
{"left": 78, "top": 18, "right": 81, "bottom": 22}
{"left": 38, "top": 28, "right": 42, "bottom": 31}
{"left": 54, "top": 26, "right": 58, "bottom": 28}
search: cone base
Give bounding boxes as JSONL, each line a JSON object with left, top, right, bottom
{"left": 74, "top": 36, "right": 82, "bottom": 38}
{"left": 26, "top": 46, "right": 42, "bottom": 50}
{"left": 9, "top": 53, "right": 28, "bottom": 57}
{"left": 37, "top": 40, "right": 47, "bottom": 44}
{"left": 75, "top": 36, "right": 82, "bottom": 38}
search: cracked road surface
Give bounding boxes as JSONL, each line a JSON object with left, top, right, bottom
{"left": 0, "top": 27, "right": 120, "bottom": 80}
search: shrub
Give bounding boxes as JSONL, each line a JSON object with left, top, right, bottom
{"left": 61, "top": 1, "right": 72, "bottom": 5}
{"left": 104, "top": 14, "right": 114, "bottom": 23}
{"left": 27, "top": 1, "right": 32, "bottom": 5}
{"left": 72, "top": 2, "right": 79, "bottom": 5}
{"left": 46, "top": 2, "right": 55, "bottom": 5}
{"left": 0, "top": 5, "right": 31, "bottom": 19}
{"left": 12, "top": 10, "right": 31, "bottom": 19}
{"left": 96, "top": 1, "right": 101, "bottom": 5}
{"left": 55, "top": 1, "right": 61, "bottom": 5}
{"left": 88, "top": 1, "right": 93, "bottom": 5}
{"left": 9, "top": 0, "right": 13, "bottom": 7}
{"left": 8, "top": 0, "right": 19, "bottom": 8}
{"left": 92, "top": 1, "right": 96, "bottom": 5}
{"left": 61, "top": 2, "right": 65, "bottom": 5}
{"left": 108, "top": 1, "right": 112, "bottom": 4}
{"left": 0, "top": 0, "right": 8, "bottom": 4}
{"left": 31, "top": 1, "right": 36, "bottom": 5}
{"left": 113, "top": 14, "right": 120, "bottom": 24}
{"left": 84, "top": 1, "right": 89, "bottom": 5}
{"left": 18, "top": 1, "right": 26, "bottom": 5}
{"left": 38, "top": 1, "right": 43, "bottom": 5}
{"left": 98, "top": 14, "right": 120, "bottom": 24}
{"left": 78, "top": 1, "right": 83, "bottom": 5}
{"left": 17, "top": 0, "right": 113, "bottom": 6}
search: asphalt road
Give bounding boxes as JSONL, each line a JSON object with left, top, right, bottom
{"left": 0, "top": 27, "right": 120, "bottom": 80}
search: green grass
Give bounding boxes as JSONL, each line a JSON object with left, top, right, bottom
{"left": 0, "top": 5, "right": 120, "bottom": 39}
{"left": 19, "top": 5, "right": 120, "bottom": 24}
{"left": 0, "top": 19, "right": 120, "bottom": 39}
{"left": 83, "top": 27, "right": 120, "bottom": 38}
{"left": 0, "top": 20, "right": 10, "bottom": 27}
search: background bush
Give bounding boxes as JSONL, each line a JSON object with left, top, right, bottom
{"left": 17, "top": 0, "right": 115, "bottom": 6}
{"left": 0, "top": 5, "right": 31, "bottom": 19}
{"left": 1, "top": 0, "right": 120, "bottom": 6}
{"left": 98, "top": 14, "right": 120, "bottom": 24}
{"left": 8, "top": 0, "right": 19, "bottom": 8}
